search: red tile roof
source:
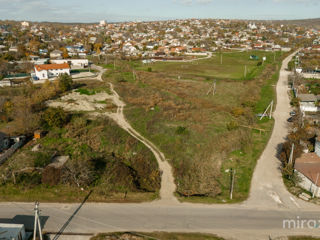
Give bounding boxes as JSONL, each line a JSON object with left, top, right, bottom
{"left": 295, "top": 152, "right": 320, "bottom": 187}
{"left": 35, "top": 63, "right": 70, "bottom": 71}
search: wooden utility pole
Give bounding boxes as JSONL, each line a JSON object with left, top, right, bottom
{"left": 220, "top": 52, "right": 223, "bottom": 65}
{"left": 33, "top": 202, "right": 43, "bottom": 240}
{"left": 230, "top": 169, "right": 236, "bottom": 200}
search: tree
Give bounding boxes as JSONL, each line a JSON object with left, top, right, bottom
{"left": 61, "top": 158, "right": 95, "bottom": 187}
{"left": 58, "top": 73, "right": 73, "bottom": 92}
{"left": 42, "top": 107, "right": 68, "bottom": 128}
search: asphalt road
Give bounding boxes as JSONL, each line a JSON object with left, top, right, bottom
{"left": 2, "top": 51, "right": 320, "bottom": 240}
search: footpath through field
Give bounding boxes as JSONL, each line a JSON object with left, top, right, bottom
{"left": 2, "top": 53, "right": 320, "bottom": 240}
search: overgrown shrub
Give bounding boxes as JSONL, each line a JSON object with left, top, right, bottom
{"left": 58, "top": 73, "right": 73, "bottom": 92}
{"left": 227, "top": 121, "right": 239, "bottom": 131}
{"left": 42, "top": 107, "right": 68, "bottom": 128}
{"left": 175, "top": 126, "right": 188, "bottom": 135}
{"left": 15, "top": 171, "right": 42, "bottom": 186}
{"left": 34, "top": 152, "right": 52, "bottom": 168}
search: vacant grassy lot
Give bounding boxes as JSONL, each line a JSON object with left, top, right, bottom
{"left": 135, "top": 51, "right": 278, "bottom": 80}
{"left": 91, "top": 232, "right": 224, "bottom": 240}
{"left": 102, "top": 50, "right": 286, "bottom": 202}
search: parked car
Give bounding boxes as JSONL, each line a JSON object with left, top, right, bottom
{"left": 287, "top": 117, "right": 294, "bottom": 122}
{"left": 290, "top": 111, "right": 296, "bottom": 116}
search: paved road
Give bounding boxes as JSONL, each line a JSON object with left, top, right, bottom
{"left": 2, "top": 51, "right": 320, "bottom": 240}
{"left": 1, "top": 202, "right": 320, "bottom": 240}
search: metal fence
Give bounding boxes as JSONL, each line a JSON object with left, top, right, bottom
{"left": 0, "top": 139, "right": 25, "bottom": 165}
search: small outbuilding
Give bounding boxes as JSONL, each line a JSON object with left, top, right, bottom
{"left": 0, "top": 223, "right": 30, "bottom": 240}
{"left": 34, "top": 130, "right": 45, "bottom": 140}
{"left": 0, "top": 132, "right": 10, "bottom": 152}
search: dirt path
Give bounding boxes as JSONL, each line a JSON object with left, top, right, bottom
{"left": 105, "top": 83, "right": 177, "bottom": 203}
{"left": 90, "top": 65, "right": 177, "bottom": 203}
{"left": 244, "top": 50, "right": 317, "bottom": 210}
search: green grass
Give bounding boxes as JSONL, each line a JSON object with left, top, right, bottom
{"left": 91, "top": 232, "right": 224, "bottom": 240}
{"left": 76, "top": 88, "right": 97, "bottom": 95}
{"left": 109, "top": 50, "right": 286, "bottom": 203}
{"left": 134, "top": 51, "right": 281, "bottom": 81}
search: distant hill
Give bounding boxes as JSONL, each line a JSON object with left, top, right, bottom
{"left": 271, "top": 18, "right": 320, "bottom": 29}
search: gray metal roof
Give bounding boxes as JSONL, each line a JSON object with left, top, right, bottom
{"left": 298, "top": 94, "right": 317, "bottom": 102}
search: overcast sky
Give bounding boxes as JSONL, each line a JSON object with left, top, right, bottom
{"left": 0, "top": 0, "right": 319, "bottom": 23}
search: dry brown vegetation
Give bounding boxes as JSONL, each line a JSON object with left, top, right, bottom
{"left": 0, "top": 80, "right": 161, "bottom": 202}
{"left": 104, "top": 53, "right": 284, "bottom": 199}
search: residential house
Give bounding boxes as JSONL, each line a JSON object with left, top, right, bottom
{"left": 51, "top": 59, "right": 89, "bottom": 69}
{"left": 298, "top": 94, "right": 320, "bottom": 112}
{"left": 21, "top": 21, "right": 29, "bottom": 28}
{"left": 50, "top": 50, "right": 63, "bottom": 59}
{"left": 9, "top": 46, "right": 18, "bottom": 52}
{"left": 34, "top": 63, "right": 70, "bottom": 80}
{"left": 295, "top": 137, "right": 320, "bottom": 197}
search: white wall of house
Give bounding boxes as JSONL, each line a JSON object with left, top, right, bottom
{"left": 47, "top": 68, "right": 70, "bottom": 78}
{"left": 50, "top": 53, "right": 62, "bottom": 59}
{"left": 296, "top": 170, "right": 320, "bottom": 197}
{"left": 35, "top": 69, "right": 48, "bottom": 80}
{"left": 51, "top": 59, "right": 89, "bottom": 69}
{"left": 35, "top": 68, "right": 70, "bottom": 80}
{"left": 300, "top": 102, "right": 319, "bottom": 112}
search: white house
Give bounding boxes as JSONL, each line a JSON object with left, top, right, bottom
{"left": 99, "top": 20, "right": 107, "bottom": 26}
{"left": 298, "top": 94, "right": 320, "bottom": 112}
{"left": 50, "top": 50, "right": 63, "bottom": 59}
{"left": 21, "top": 21, "right": 29, "bottom": 28}
{"left": 51, "top": 59, "right": 89, "bottom": 69}
{"left": 295, "top": 138, "right": 320, "bottom": 198}
{"left": 34, "top": 63, "right": 70, "bottom": 80}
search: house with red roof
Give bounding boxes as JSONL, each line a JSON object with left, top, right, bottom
{"left": 295, "top": 137, "right": 320, "bottom": 197}
{"left": 34, "top": 63, "right": 70, "bottom": 80}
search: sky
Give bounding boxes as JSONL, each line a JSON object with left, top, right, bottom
{"left": 0, "top": 0, "right": 319, "bottom": 23}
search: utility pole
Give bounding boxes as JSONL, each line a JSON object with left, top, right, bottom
{"left": 259, "top": 100, "right": 274, "bottom": 120}
{"left": 244, "top": 65, "right": 247, "bottom": 78}
{"left": 313, "top": 173, "right": 319, "bottom": 198}
{"left": 133, "top": 70, "right": 136, "bottom": 81}
{"left": 33, "top": 202, "right": 43, "bottom": 240}
{"left": 288, "top": 143, "right": 295, "bottom": 165}
{"left": 220, "top": 52, "right": 223, "bottom": 65}
{"left": 230, "top": 169, "right": 236, "bottom": 200}
{"left": 114, "top": 60, "right": 116, "bottom": 70}
{"left": 269, "top": 100, "right": 273, "bottom": 119}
